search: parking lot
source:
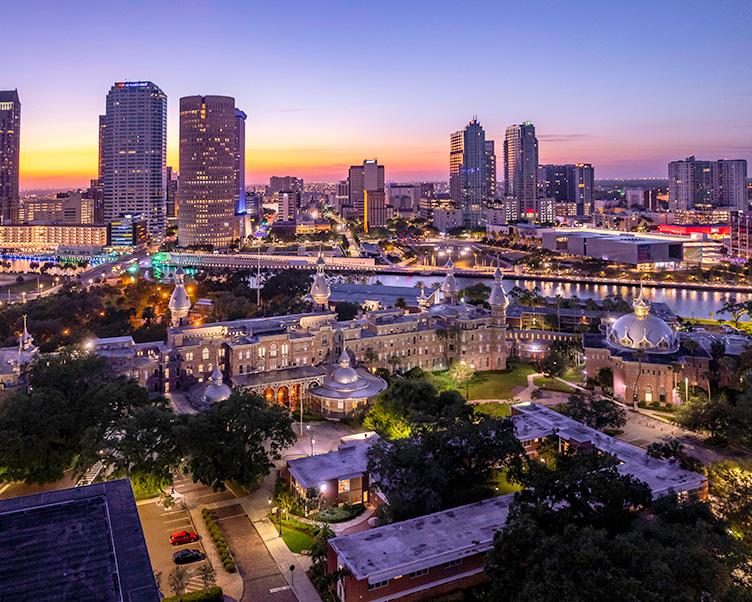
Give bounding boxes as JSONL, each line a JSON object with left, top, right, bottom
{"left": 138, "top": 501, "right": 208, "bottom": 595}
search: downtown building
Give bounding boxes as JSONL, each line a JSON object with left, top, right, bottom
{"left": 348, "top": 160, "right": 386, "bottom": 231}
{"left": 504, "top": 121, "right": 539, "bottom": 220}
{"left": 99, "top": 82, "right": 167, "bottom": 237}
{"left": 538, "top": 163, "right": 594, "bottom": 216}
{"left": 177, "top": 95, "right": 246, "bottom": 248}
{"left": 668, "top": 156, "right": 747, "bottom": 212}
{"left": 0, "top": 90, "right": 21, "bottom": 224}
{"left": 449, "top": 118, "right": 493, "bottom": 228}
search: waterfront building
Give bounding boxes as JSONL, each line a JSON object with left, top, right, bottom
{"left": 729, "top": 211, "right": 752, "bottom": 259}
{"left": 99, "top": 82, "right": 167, "bottom": 236}
{"left": 504, "top": 122, "right": 538, "bottom": 219}
{"left": 449, "top": 118, "right": 490, "bottom": 228}
{"left": 0, "top": 90, "right": 21, "bottom": 224}
{"left": 0, "top": 223, "right": 108, "bottom": 252}
{"left": 178, "top": 95, "right": 244, "bottom": 247}
{"left": 21, "top": 191, "right": 93, "bottom": 225}
{"left": 669, "top": 156, "right": 747, "bottom": 211}
{"left": 107, "top": 213, "right": 147, "bottom": 250}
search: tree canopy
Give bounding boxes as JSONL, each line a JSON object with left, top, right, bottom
{"left": 367, "top": 416, "right": 522, "bottom": 522}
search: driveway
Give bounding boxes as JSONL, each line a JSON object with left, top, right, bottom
{"left": 215, "top": 504, "right": 298, "bottom": 602}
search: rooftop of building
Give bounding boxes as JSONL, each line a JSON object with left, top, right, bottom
{"left": 512, "top": 403, "right": 707, "bottom": 497}
{"left": 287, "top": 435, "right": 379, "bottom": 490}
{"left": 230, "top": 364, "right": 328, "bottom": 388}
{"left": 329, "top": 494, "right": 515, "bottom": 583}
{"left": 0, "top": 479, "right": 159, "bottom": 601}
{"left": 0, "top": 90, "right": 20, "bottom": 103}
{"left": 329, "top": 283, "right": 438, "bottom": 308}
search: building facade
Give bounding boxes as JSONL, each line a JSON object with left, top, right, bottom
{"left": 449, "top": 119, "right": 490, "bottom": 228}
{"left": 504, "top": 122, "right": 538, "bottom": 219}
{"left": 0, "top": 90, "right": 20, "bottom": 224}
{"left": 99, "top": 82, "right": 167, "bottom": 236}
{"left": 348, "top": 160, "right": 385, "bottom": 229}
{"left": 178, "top": 95, "right": 244, "bottom": 247}
{"left": 669, "top": 156, "right": 748, "bottom": 211}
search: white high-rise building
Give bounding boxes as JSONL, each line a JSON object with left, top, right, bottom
{"left": 99, "top": 82, "right": 167, "bottom": 236}
{"left": 669, "top": 156, "right": 748, "bottom": 211}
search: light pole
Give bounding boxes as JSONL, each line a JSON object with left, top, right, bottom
{"left": 684, "top": 377, "right": 689, "bottom": 405}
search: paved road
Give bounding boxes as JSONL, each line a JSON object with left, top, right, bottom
{"left": 216, "top": 505, "right": 297, "bottom": 602}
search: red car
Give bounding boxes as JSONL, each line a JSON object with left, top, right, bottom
{"left": 169, "top": 530, "right": 199, "bottom": 546}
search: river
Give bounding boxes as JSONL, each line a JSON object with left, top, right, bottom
{"left": 373, "top": 273, "right": 746, "bottom": 320}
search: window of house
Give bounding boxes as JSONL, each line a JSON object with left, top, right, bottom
{"left": 442, "top": 559, "right": 463, "bottom": 569}
{"left": 338, "top": 479, "right": 350, "bottom": 493}
{"left": 202, "top": 348, "right": 210, "bottom": 360}
{"left": 368, "top": 580, "right": 389, "bottom": 591}
{"left": 407, "top": 569, "right": 429, "bottom": 578}
{"left": 185, "top": 352, "right": 194, "bottom": 361}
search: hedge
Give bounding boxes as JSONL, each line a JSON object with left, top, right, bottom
{"left": 200, "top": 509, "right": 237, "bottom": 573}
{"left": 162, "top": 586, "right": 223, "bottom": 602}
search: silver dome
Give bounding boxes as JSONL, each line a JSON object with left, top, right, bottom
{"left": 606, "top": 290, "right": 678, "bottom": 354}
{"left": 201, "top": 366, "right": 231, "bottom": 404}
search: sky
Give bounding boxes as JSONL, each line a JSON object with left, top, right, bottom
{"left": 3, "top": 0, "right": 752, "bottom": 190}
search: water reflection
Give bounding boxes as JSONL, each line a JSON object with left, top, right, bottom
{"left": 373, "top": 274, "right": 747, "bottom": 320}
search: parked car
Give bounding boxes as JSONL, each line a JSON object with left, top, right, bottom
{"left": 169, "top": 530, "right": 199, "bottom": 546}
{"left": 173, "top": 549, "right": 205, "bottom": 565}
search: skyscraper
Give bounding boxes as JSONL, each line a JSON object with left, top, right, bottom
{"left": 234, "top": 109, "right": 247, "bottom": 215}
{"left": 538, "top": 163, "right": 594, "bottom": 215}
{"left": 504, "top": 122, "right": 539, "bottom": 219}
{"left": 165, "top": 166, "right": 178, "bottom": 224}
{"left": 0, "top": 90, "right": 21, "bottom": 224}
{"left": 348, "top": 160, "right": 385, "bottom": 230}
{"left": 178, "top": 95, "right": 244, "bottom": 247}
{"left": 99, "top": 82, "right": 167, "bottom": 236}
{"left": 449, "top": 118, "right": 488, "bottom": 227}
{"left": 669, "top": 156, "right": 748, "bottom": 211}
{"left": 485, "top": 140, "right": 497, "bottom": 199}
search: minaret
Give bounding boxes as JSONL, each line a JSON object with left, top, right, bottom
{"left": 18, "top": 314, "right": 36, "bottom": 353}
{"left": 488, "top": 263, "right": 509, "bottom": 326}
{"left": 168, "top": 267, "right": 192, "bottom": 328}
{"left": 417, "top": 282, "right": 430, "bottom": 311}
{"left": 487, "top": 264, "right": 508, "bottom": 369}
{"left": 310, "top": 252, "right": 331, "bottom": 309}
{"left": 439, "top": 259, "right": 459, "bottom": 305}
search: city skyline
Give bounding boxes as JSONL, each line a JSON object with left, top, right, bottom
{"left": 3, "top": 0, "right": 752, "bottom": 190}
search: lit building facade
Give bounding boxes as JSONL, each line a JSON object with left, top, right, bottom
{"left": 178, "top": 95, "right": 244, "bottom": 247}
{"left": 504, "top": 122, "right": 538, "bottom": 219}
{"left": 0, "top": 224, "right": 108, "bottom": 252}
{"left": 99, "top": 82, "right": 167, "bottom": 236}
{"left": 669, "top": 156, "right": 747, "bottom": 211}
{"left": 449, "top": 119, "right": 490, "bottom": 228}
{"left": 0, "top": 90, "right": 21, "bottom": 224}
{"left": 348, "top": 160, "right": 385, "bottom": 229}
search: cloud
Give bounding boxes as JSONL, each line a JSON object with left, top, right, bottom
{"left": 537, "top": 133, "right": 600, "bottom": 143}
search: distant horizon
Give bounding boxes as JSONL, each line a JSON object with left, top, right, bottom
{"left": 5, "top": 1, "right": 751, "bottom": 190}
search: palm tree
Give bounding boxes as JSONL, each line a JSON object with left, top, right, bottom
{"left": 631, "top": 349, "right": 646, "bottom": 410}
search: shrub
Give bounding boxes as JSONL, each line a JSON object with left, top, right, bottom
{"left": 200, "top": 507, "right": 235, "bottom": 573}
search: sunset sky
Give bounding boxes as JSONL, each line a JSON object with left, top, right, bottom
{"left": 4, "top": 0, "right": 751, "bottom": 190}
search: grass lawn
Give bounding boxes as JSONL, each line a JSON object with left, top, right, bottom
{"left": 281, "top": 526, "right": 314, "bottom": 554}
{"left": 473, "top": 402, "right": 511, "bottom": 418}
{"left": 431, "top": 362, "right": 536, "bottom": 400}
{"left": 533, "top": 376, "right": 576, "bottom": 394}
{"left": 492, "top": 468, "right": 523, "bottom": 496}
{"left": 562, "top": 366, "right": 584, "bottom": 383}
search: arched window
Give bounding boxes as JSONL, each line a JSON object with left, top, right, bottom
{"left": 202, "top": 348, "right": 210, "bottom": 361}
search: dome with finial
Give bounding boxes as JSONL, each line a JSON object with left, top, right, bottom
{"left": 310, "top": 344, "right": 387, "bottom": 403}
{"left": 488, "top": 264, "right": 509, "bottom": 308}
{"left": 310, "top": 252, "right": 331, "bottom": 307}
{"left": 440, "top": 259, "right": 458, "bottom": 298}
{"left": 201, "top": 365, "right": 232, "bottom": 404}
{"left": 606, "top": 285, "right": 678, "bottom": 353}
{"left": 169, "top": 267, "right": 191, "bottom": 314}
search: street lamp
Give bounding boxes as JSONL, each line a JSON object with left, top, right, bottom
{"left": 311, "top": 438, "right": 316, "bottom": 456}
{"left": 684, "top": 377, "right": 689, "bottom": 405}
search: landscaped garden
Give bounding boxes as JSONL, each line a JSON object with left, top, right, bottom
{"left": 430, "top": 362, "right": 536, "bottom": 400}
{"left": 533, "top": 376, "right": 577, "bottom": 394}
{"left": 269, "top": 514, "right": 319, "bottom": 554}
{"left": 311, "top": 502, "right": 364, "bottom": 523}
{"left": 473, "top": 402, "right": 511, "bottom": 418}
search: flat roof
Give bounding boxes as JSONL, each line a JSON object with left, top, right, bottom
{"left": 0, "top": 479, "right": 159, "bottom": 601}
{"left": 287, "top": 437, "right": 378, "bottom": 489}
{"left": 329, "top": 495, "right": 515, "bottom": 583}
{"left": 512, "top": 403, "right": 707, "bottom": 497}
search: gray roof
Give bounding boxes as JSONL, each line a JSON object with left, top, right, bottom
{"left": 513, "top": 403, "right": 707, "bottom": 497}
{"left": 230, "top": 364, "right": 327, "bottom": 387}
{"left": 329, "top": 494, "right": 515, "bottom": 583}
{"left": 0, "top": 479, "right": 159, "bottom": 601}
{"left": 329, "top": 283, "right": 437, "bottom": 308}
{"left": 287, "top": 437, "right": 378, "bottom": 489}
